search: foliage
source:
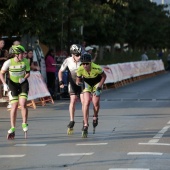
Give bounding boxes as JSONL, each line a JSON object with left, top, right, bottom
{"left": 0, "top": 0, "right": 170, "bottom": 62}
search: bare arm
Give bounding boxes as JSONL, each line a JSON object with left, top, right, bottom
{"left": 0, "top": 70, "right": 6, "bottom": 85}
{"left": 24, "top": 72, "right": 30, "bottom": 79}
{"left": 76, "top": 77, "right": 82, "bottom": 85}
{"left": 58, "top": 69, "right": 64, "bottom": 88}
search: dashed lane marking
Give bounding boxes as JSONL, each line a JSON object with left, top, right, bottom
{"left": 0, "top": 155, "right": 25, "bottom": 158}
{"left": 127, "top": 152, "right": 162, "bottom": 155}
{"left": 139, "top": 123, "right": 170, "bottom": 145}
{"left": 139, "top": 143, "right": 170, "bottom": 146}
{"left": 109, "top": 168, "right": 150, "bottom": 170}
{"left": 15, "top": 144, "right": 47, "bottom": 146}
{"left": 58, "top": 153, "right": 94, "bottom": 156}
{"left": 100, "top": 98, "right": 170, "bottom": 102}
{"left": 76, "top": 143, "right": 108, "bottom": 146}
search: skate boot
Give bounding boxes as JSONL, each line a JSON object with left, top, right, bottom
{"left": 82, "top": 126, "right": 88, "bottom": 138}
{"left": 7, "top": 127, "right": 15, "bottom": 140}
{"left": 92, "top": 116, "right": 98, "bottom": 134}
{"left": 22, "top": 123, "right": 28, "bottom": 139}
{"left": 67, "top": 121, "right": 75, "bottom": 135}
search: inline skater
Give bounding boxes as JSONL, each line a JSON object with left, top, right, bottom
{"left": 58, "top": 44, "right": 83, "bottom": 135}
{"left": 76, "top": 53, "right": 106, "bottom": 138}
{"left": 0, "top": 45, "right": 30, "bottom": 139}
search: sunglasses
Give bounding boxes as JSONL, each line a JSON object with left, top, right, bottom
{"left": 82, "top": 63, "right": 90, "bottom": 65}
{"left": 74, "top": 54, "right": 81, "bottom": 57}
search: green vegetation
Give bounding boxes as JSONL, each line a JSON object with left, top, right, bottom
{"left": 0, "top": 0, "right": 170, "bottom": 66}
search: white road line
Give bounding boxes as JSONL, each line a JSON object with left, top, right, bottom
{"left": 76, "top": 143, "right": 108, "bottom": 146}
{"left": 15, "top": 144, "right": 47, "bottom": 146}
{"left": 108, "top": 168, "right": 149, "bottom": 170}
{"left": 58, "top": 153, "right": 94, "bottom": 156}
{"left": 148, "top": 139, "right": 159, "bottom": 143}
{"left": 143, "top": 125, "right": 170, "bottom": 144}
{"left": 0, "top": 155, "right": 25, "bottom": 158}
{"left": 153, "top": 133, "right": 163, "bottom": 139}
{"left": 127, "top": 152, "right": 162, "bottom": 155}
{"left": 159, "top": 125, "right": 170, "bottom": 133}
{"left": 139, "top": 142, "right": 170, "bottom": 146}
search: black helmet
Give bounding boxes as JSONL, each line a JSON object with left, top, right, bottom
{"left": 80, "top": 53, "right": 92, "bottom": 63}
{"left": 70, "top": 44, "right": 81, "bottom": 55}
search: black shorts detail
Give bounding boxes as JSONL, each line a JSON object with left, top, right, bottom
{"left": 8, "top": 79, "right": 29, "bottom": 96}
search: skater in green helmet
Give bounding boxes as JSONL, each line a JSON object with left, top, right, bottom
{"left": 0, "top": 45, "right": 30, "bottom": 140}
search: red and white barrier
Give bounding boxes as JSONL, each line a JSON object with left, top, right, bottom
{"left": 102, "top": 60, "right": 165, "bottom": 84}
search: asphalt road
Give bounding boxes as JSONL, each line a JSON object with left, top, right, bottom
{"left": 1, "top": 72, "right": 170, "bottom": 170}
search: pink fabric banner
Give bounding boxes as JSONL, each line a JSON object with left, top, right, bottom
{"left": 101, "top": 60, "right": 165, "bottom": 84}
{"left": 28, "top": 71, "right": 51, "bottom": 100}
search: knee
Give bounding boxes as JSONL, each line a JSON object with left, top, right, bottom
{"left": 93, "top": 103, "right": 100, "bottom": 108}
{"left": 19, "top": 104, "right": 26, "bottom": 109}
{"left": 84, "top": 100, "right": 91, "bottom": 107}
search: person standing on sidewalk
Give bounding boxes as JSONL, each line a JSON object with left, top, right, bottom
{"left": 0, "top": 39, "right": 8, "bottom": 101}
{"left": 58, "top": 44, "right": 83, "bottom": 135}
{"left": 0, "top": 45, "right": 30, "bottom": 140}
{"left": 45, "top": 49, "right": 56, "bottom": 99}
{"left": 76, "top": 53, "right": 106, "bottom": 138}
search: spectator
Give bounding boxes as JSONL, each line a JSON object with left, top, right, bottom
{"left": 166, "top": 53, "right": 170, "bottom": 71}
{"left": 141, "top": 52, "right": 148, "bottom": 61}
{"left": 9, "top": 40, "right": 20, "bottom": 57}
{"left": 85, "top": 46, "right": 97, "bottom": 62}
{"left": 157, "top": 50, "right": 163, "bottom": 60}
{"left": 45, "top": 49, "right": 56, "bottom": 98}
{"left": 26, "top": 49, "right": 40, "bottom": 71}
{"left": 0, "top": 39, "right": 8, "bottom": 100}
{"left": 81, "top": 41, "right": 86, "bottom": 55}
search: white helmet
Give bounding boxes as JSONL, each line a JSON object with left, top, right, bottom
{"left": 70, "top": 44, "right": 81, "bottom": 55}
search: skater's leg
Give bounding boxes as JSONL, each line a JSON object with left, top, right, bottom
{"left": 92, "top": 94, "right": 100, "bottom": 117}
{"left": 19, "top": 97, "right": 27, "bottom": 125}
{"left": 69, "top": 94, "right": 77, "bottom": 121}
{"left": 92, "top": 95, "right": 100, "bottom": 133}
{"left": 83, "top": 92, "right": 91, "bottom": 126}
{"left": 19, "top": 96, "right": 28, "bottom": 138}
{"left": 7, "top": 102, "right": 18, "bottom": 139}
{"left": 80, "top": 93, "right": 84, "bottom": 116}
{"left": 10, "top": 102, "right": 18, "bottom": 128}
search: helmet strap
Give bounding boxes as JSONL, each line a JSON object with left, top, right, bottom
{"left": 73, "top": 56, "right": 76, "bottom": 62}
{"left": 16, "top": 55, "right": 21, "bottom": 62}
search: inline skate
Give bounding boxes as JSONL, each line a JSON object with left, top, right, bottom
{"left": 7, "top": 127, "right": 15, "bottom": 140}
{"left": 22, "top": 123, "right": 28, "bottom": 139}
{"left": 82, "top": 126, "right": 88, "bottom": 138}
{"left": 67, "top": 121, "right": 75, "bottom": 135}
{"left": 92, "top": 116, "right": 98, "bottom": 134}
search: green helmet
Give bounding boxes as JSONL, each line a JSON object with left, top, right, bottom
{"left": 12, "top": 45, "right": 26, "bottom": 54}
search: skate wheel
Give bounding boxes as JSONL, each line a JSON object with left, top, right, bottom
{"left": 7, "top": 132, "right": 15, "bottom": 140}
{"left": 24, "top": 132, "right": 27, "bottom": 139}
{"left": 67, "top": 128, "right": 74, "bottom": 135}
{"left": 82, "top": 132, "right": 88, "bottom": 138}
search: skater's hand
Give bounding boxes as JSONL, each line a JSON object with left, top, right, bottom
{"left": 94, "top": 87, "right": 102, "bottom": 97}
{"left": 19, "top": 78, "right": 25, "bottom": 84}
{"left": 78, "top": 82, "right": 83, "bottom": 87}
{"left": 59, "top": 80, "right": 64, "bottom": 88}
{"left": 3, "top": 83, "right": 9, "bottom": 91}
{"left": 77, "top": 82, "right": 84, "bottom": 91}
